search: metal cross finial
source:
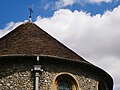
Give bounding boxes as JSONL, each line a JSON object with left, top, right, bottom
{"left": 28, "top": 6, "right": 33, "bottom": 22}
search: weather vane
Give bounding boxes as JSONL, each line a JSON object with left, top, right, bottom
{"left": 28, "top": 6, "right": 33, "bottom": 22}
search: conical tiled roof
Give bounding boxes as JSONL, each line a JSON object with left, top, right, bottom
{"left": 0, "top": 22, "right": 86, "bottom": 62}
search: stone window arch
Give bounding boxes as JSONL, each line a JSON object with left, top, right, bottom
{"left": 51, "top": 72, "right": 79, "bottom": 90}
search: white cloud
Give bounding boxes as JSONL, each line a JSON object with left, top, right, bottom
{"left": 35, "top": 6, "right": 120, "bottom": 89}
{"left": 55, "top": 0, "right": 113, "bottom": 9}
{"left": 55, "top": 0, "right": 77, "bottom": 9}
{"left": 40, "top": 0, "right": 114, "bottom": 10}
{"left": 59, "top": 0, "right": 76, "bottom": 6}
{"left": 88, "top": 0, "right": 112, "bottom": 3}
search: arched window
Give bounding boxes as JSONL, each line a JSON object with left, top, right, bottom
{"left": 51, "top": 72, "right": 79, "bottom": 90}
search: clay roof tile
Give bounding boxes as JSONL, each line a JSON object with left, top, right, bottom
{"left": 0, "top": 22, "right": 87, "bottom": 62}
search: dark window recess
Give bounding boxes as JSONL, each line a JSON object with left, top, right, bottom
{"left": 58, "top": 79, "right": 72, "bottom": 90}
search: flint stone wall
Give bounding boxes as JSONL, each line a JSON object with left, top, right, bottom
{"left": 0, "top": 59, "right": 98, "bottom": 90}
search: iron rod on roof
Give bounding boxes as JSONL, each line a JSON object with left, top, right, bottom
{"left": 28, "top": 6, "right": 33, "bottom": 22}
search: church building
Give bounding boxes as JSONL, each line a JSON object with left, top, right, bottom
{"left": 0, "top": 22, "right": 113, "bottom": 90}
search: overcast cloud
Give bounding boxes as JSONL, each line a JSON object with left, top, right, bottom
{"left": 0, "top": 5, "right": 120, "bottom": 90}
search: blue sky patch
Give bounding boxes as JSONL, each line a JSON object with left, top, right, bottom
{"left": 0, "top": 0, "right": 120, "bottom": 28}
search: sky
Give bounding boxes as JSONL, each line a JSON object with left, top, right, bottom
{"left": 0, "top": 0, "right": 120, "bottom": 90}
